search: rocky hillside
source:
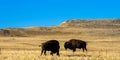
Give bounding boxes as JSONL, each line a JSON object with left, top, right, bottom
{"left": 0, "top": 19, "right": 120, "bottom": 37}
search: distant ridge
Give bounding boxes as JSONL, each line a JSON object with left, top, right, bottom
{"left": 0, "top": 18, "right": 120, "bottom": 37}
{"left": 59, "top": 18, "right": 120, "bottom": 28}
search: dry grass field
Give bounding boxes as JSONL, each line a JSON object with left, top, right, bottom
{"left": 0, "top": 35, "right": 120, "bottom": 60}
{"left": 0, "top": 19, "right": 120, "bottom": 60}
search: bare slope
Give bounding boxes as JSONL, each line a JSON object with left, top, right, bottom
{"left": 0, "top": 19, "right": 120, "bottom": 37}
{"left": 59, "top": 19, "right": 120, "bottom": 28}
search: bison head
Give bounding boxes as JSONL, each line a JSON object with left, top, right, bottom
{"left": 64, "top": 42, "right": 72, "bottom": 50}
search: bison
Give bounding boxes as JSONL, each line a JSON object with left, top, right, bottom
{"left": 64, "top": 39, "right": 87, "bottom": 52}
{"left": 39, "top": 40, "right": 60, "bottom": 56}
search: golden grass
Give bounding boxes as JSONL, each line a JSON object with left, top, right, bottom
{"left": 0, "top": 35, "right": 120, "bottom": 60}
{"left": 0, "top": 50, "right": 120, "bottom": 60}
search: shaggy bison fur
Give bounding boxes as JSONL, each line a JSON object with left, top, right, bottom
{"left": 64, "top": 39, "right": 87, "bottom": 52}
{"left": 39, "top": 40, "right": 60, "bottom": 56}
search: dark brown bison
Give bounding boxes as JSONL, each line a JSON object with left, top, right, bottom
{"left": 64, "top": 39, "right": 87, "bottom": 52}
{"left": 39, "top": 40, "right": 60, "bottom": 56}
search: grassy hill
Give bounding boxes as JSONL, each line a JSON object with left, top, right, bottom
{"left": 59, "top": 19, "right": 120, "bottom": 28}
{"left": 0, "top": 19, "right": 120, "bottom": 37}
{"left": 0, "top": 19, "right": 120, "bottom": 60}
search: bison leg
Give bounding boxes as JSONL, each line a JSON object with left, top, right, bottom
{"left": 84, "top": 47, "right": 87, "bottom": 52}
{"left": 56, "top": 50, "right": 60, "bottom": 56}
{"left": 82, "top": 48, "right": 85, "bottom": 52}
{"left": 82, "top": 47, "right": 87, "bottom": 52}
{"left": 41, "top": 49, "right": 44, "bottom": 55}
{"left": 50, "top": 52, "right": 53, "bottom": 56}
{"left": 73, "top": 48, "right": 76, "bottom": 52}
{"left": 44, "top": 50, "right": 46, "bottom": 56}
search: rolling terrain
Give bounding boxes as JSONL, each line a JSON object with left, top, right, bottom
{"left": 0, "top": 19, "right": 120, "bottom": 60}
{"left": 0, "top": 19, "right": 120, "bottom": 37}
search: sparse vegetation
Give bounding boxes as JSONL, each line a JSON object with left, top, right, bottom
{"left": 0, "top": 36, "right": 120, "bottom": 60}
{"left": 0, "top": 19, "right": 120, "bottom": 37}
{"left": 0, "top": 19, "right": 120, "bottom": 60}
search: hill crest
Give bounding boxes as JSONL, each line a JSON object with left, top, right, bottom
{"left": 0, "top": 19, "right": 120, "bottom": 37}
{"left": 59, "top": 19, "right": 120, "bottom": 28}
